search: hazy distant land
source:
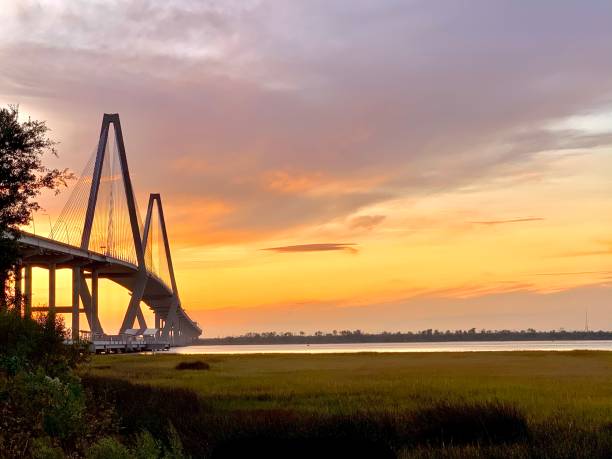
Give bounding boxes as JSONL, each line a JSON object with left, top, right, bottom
{"left": 198, "top": 328, "right": 612, "bottom": 345}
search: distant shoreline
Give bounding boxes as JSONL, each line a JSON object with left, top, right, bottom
{"left": 197, "top": 330, "right": 612, "bottom": 346}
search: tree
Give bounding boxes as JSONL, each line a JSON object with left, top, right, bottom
{"left": 0, "top": 105, "right": 71, "bottom": 307}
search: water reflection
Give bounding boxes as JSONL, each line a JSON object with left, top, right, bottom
{"left": 168, "top": 340, "right": 612, "bottom": 354}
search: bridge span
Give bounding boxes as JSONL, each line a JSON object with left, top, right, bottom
{"left": 13, "top": 114, "right": 202, "bottom": 347}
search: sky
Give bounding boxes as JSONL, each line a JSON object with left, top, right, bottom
{"left": 2, "top": 1, "right": 612, "bottom": 336}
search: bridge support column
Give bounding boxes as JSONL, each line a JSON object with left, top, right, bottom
{"left": 91, "top": 269, "right": 99, "bottom": 337}
{"left": 119, "top": 269, "right": 147, "bottom": 334}
{"left": 72, "top": 267, "right": 81, "bottom": 340}
{"left": 14, "top": 264, "right": 22, "bottom": 314}
{"left": 24, "top": 265, "right": 32, "bottom": 317}
{"left": 48, "top": 263, "right": 56, "bottom": 318}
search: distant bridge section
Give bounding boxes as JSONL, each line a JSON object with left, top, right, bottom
{"left": 14, "top": 114, "right": 202, "bottom": 347}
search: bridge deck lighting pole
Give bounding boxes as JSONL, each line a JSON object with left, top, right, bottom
{"left": 48, "top": 263, "right": 56, "bottom": 317}
{"left": 72, "top": 267, "right": 81, "bottom": 340}
{"left": 24, "top": 265, "right": 32, "bottom": 317}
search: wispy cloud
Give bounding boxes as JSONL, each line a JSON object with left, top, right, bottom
{"left": 263, "top": 243, "right": 358, "bottom": 254}
{"left": 554, "top": 240, "right": 612, "bottom": 258}
{"left": 349, "top": 215, "right": 385, "bottom": 230}
{"left": 536, "top": 271, "right": 612, "bottom": 276}
{"left": 471, "top": 217, "right": 544, "bottom": 226}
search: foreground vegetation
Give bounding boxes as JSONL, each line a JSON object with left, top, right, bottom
{"left": 0, "top": 310, "right": 188, "bottom": 458}
{"left": 78, "top": 351, "right": 612, "bottom": 458}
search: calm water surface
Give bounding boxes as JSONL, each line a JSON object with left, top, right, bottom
{"left": 168, "top": 340, "right": 612, "bottom": 354}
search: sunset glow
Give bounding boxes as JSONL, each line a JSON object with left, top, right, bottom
{"left": 3, "top": 1, "right": 612, "bottom": 335}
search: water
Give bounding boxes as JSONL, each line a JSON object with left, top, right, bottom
{"left": 168, "top": 340, "right": 612, "bottom": 354}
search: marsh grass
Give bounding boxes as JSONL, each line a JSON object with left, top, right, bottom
{"left": 80, "top": 351, "right": 612, "bottom": 458}
{"left": 83, "top": 375, "right": 532, "bottom": 458}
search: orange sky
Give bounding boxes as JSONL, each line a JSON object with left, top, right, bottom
{"left": 3, "top": 1, "right": 612, "bottom": 336}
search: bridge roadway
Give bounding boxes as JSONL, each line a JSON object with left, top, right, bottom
{"left": 17, "top": 231, "right": 202, "bottom": 347}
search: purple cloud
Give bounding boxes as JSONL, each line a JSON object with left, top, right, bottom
{"left": 2, "top": 1, "right": 612, "bottom": 242}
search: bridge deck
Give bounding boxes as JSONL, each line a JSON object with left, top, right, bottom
{"left": 17, "top": 231, "right": 202, "bottom": 345}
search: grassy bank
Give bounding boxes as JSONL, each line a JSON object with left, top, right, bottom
{"left": 81, "top": 351, "right": 612, "bottom": 457}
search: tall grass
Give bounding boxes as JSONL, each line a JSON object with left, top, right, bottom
{"left": 82, "top": 374, "right": 612, "bottom": 458}
{"left": 81, "top": 352, "right": 612, "bottom": 458}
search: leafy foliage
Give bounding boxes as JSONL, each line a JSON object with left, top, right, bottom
{"left": 0, "top": 311, "right": 88, "bottom": 456}
{"left": 0, "top": 309, "right": 86, "bottom": 377}
{"left": 0, "top": 105, "right": 69, "bottom": 229}
{"left": 6, "top": 369, "right": 85, "bottom": 440}
{"left": 86, "top": 437, "right": 131, "bottom": 459}
{"left": 0, "top": 104, "right": 71, "bottom": 306}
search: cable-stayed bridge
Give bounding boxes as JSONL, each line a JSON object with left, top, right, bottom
{"left": 14, "top": 114, "right": 202, "bottom": 348}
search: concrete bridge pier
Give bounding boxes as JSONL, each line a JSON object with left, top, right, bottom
{"left": 16, "top": 261, "right": 103, "bottom": 341}
{"left": 90, "top": 269, "right": 99, "bottom": 337}
{"left": 71, "top": 267, "right": 80, "bottom": 340}
{"left": 48, "top": 262, "right": 56, "bottom": 318}
{"left": 24, "top": 265, "right": 32, "bottom": 317}
{"left": 14, "top": 263, "right": 22, "bottom": 312}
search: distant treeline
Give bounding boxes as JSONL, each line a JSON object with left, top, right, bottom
{"left": 198, "top": 328, "right": 612, "bottom": 345}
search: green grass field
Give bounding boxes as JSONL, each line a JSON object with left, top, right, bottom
{"left": 82, "top": 351, "right": 612, "bottom": 457}
{"left": 86, "top": 351, "right": 612, "bottom": 419}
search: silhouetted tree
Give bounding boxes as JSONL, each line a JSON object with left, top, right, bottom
{"left": 0, "top": 105, "right": 71, "bottom": 307}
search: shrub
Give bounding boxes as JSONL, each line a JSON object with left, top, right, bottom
{"left": 132, "top": 430, "right": 162, "bottom": 459}
{"left": 0, "top": 310, "right": 90, "bottom": 456}
{"left": 175, "top": 361, "right": 210, "bottom": 371}
{"left": 7, "top": 369, "right": 85, "bottom": 440}
{"left": 163, "top": 423, "right": 187, "bottom": 459}
{"left": 0, "top": 309, "right": 88, "bottom": 378}
{"left": 30, "top": 437, "right": 65, "bottom": 459}
{"left": 86, "top": 437, "right": 131, "bottom": 459}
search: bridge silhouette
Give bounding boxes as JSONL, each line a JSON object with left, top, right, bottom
{"left": 15, "top": 114, "right": 202, "bottom": 348}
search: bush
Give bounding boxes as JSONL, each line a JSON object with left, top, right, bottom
{"left": 175, "top": 361, "right": 210, "bottom": 371}
{"left": 30, "top": 437, "right": 65, "bottom": 459}
{"left": 0, "top": 310, "right": 89, "bottom": 456}
{"left": 86, "top": 437, "right": 131, "bottom": 459}
{"left": 4, "top": 369, "right": 85, "bottom": 441}
{"left": 132, "top": 430, "right": 162, "bottom": 459}
{"left": 0, "top": 309, "right": 88, "bottom": 378}
{"left": 163, "top": 423, "right": 187, "bottom": 459}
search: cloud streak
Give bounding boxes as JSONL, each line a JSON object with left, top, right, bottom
{"left": 263, "top": 243, "right": 358, "bottom": 254}
{"left": 536, "top": 271, "right": 612, "bottom": 276}
{"left": 471, "top": 217, "right": 545, "bottom": 226}
{"left": 349, "top": 215, "right": 386, "bottom": 230}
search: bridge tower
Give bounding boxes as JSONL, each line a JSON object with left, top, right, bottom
{"left": 15, "top": 114, "right": 201, "bottom": 346}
